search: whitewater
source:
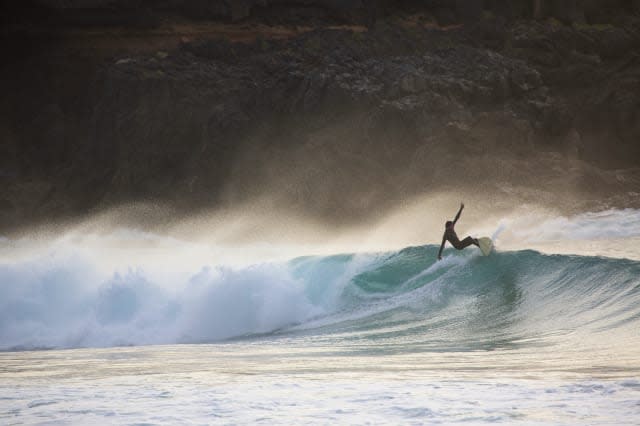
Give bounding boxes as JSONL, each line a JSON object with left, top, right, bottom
{"left": 1, "top": 209, "right": 640, "bottom": 424}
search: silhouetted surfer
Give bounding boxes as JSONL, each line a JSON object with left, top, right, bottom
{"left": 437, "top": 203, "right": 479, "bottom": 260}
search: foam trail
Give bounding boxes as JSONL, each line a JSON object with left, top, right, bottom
{"left": 491, "top": 222, "right": 506, "bottom": 242}
{"left": 487, "top": 208, "right": 640, "bottom": 260}
{"left": 514, "top": 209, "right": 640, "bottom": 242}
{"left": 401, "top": 253, "right": 468, "bottom": 290}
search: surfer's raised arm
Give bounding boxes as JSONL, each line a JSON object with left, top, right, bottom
{"left": 452, "top": 202, "right": 464, "bottom": 226}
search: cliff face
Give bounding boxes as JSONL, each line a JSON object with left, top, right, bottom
{"left": 2, "top": 3, "right": 640, "bottom": 231}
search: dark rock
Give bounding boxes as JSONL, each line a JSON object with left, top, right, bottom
{"left": 455, "top": 0, "right": 483, "bottom": 23}
{"left": 3, "top": 5, "right": 640, "bottom": 229}
{"left": 433, "top": 7, "right": 458, "bottom": 26}
{"left": 509, "top": 65, "right": 542, "bottom": 96}
{"left": 592, "top": 27, "right": 637, "bottom": 59}
{"left": 550, "top": 0, "right": 585, "bottom": 24}
{"left": 0, "top": 199, "right": 15, "bottom": 212}
{"left": 487, "top": 0, "right": 517, "bottom": 19}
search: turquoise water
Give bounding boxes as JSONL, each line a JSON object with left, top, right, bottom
{"left": 1, "top": 228, "right": 640, "bottom": 424}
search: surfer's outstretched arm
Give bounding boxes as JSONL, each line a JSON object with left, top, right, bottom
{"left": 437, "top": 235, "right": 446, "bottom": 260}
{"left": 452, "top": 203, "right": 464, "bottom": 226}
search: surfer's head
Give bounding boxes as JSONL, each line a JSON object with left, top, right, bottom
{"left": 445, "top": 221, "right": 453, "bottom": 229}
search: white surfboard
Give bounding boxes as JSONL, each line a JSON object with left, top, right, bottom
{"left": 478, "top": 237, "right": 493, "bottom": 256}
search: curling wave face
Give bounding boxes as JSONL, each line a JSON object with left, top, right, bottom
{"left": 1, "top": 235, "right": 640, "bottom": 363}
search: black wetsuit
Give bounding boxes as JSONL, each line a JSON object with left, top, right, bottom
{"left": 437, "top": 204, "right": 478, "bottom": 259}
{"left": 443, "top": 227, "right": 476, "bottom": 250}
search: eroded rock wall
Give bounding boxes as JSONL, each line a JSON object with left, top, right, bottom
{"left": 2, "top": 2, "right": 640, "bottom": 230}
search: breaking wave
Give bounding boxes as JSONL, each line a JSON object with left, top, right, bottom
{"left": 1, "top": 208, "right": 639, "bottom": 352}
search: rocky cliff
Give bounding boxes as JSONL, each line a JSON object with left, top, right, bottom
{"left": 2, "top": 2, "right": 640, "bottom": 232}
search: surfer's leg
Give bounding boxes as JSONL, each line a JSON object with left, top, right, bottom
{"left": 458, "top": 236, "right": 478, "bottom": 249}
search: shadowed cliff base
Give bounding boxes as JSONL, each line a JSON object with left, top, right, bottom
{"left": 1, "top": 1, "right": 640, "bottom": 235}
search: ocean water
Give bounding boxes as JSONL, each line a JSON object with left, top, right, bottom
{"left": 1, "top": 210, "right": 640, "bottom": 424}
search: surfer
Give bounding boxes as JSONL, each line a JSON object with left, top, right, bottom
{"left": 437, "top": 203, "right": 479, "bottom": 260}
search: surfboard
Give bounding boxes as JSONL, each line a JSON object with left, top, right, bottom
{"left": 478, "top": 237, "right": 493, "bottom": 256}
